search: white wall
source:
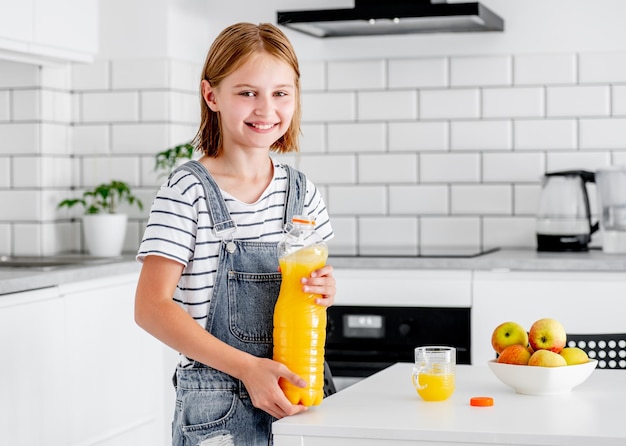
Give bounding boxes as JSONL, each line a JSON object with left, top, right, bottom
{"left": 204, "top": 0, "right": 626, "bottom": 60}
{"left": 2, "top": 0, "right": 626, "bottom": 255}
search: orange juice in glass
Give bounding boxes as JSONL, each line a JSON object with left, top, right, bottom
{"left": 412, "top": 346, "right": 456, "bottom": 401}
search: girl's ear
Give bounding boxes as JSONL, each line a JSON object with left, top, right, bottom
{"left": 202, "top": 80, "right": 218, "bottom": 111}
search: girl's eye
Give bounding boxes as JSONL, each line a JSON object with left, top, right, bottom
{"left": 274, "top": 91, "right": 287, "bottom": 97}
{"left": 240, "top": 91, "right": 255, "bottom": 97}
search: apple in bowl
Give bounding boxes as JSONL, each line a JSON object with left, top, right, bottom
{"left": 528, "top": 318, "right": 567, "bottom": 353}
{"left": 497, "top": 344, "right": 532, "bottom": 365}
{"left": 491, "top": 321, "right": 529, "bottom": 355}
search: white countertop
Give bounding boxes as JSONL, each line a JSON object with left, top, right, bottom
{"left": 0, "top": 255, "right": 140, "bottom": 295}
{"left": 2, "top": 248, "right": 626, "bottom": 296}
{"left": 330, "top": 248, "right": 626, "bottom": 272}
{"left": 272, "top": 363, "right": 626, "bottom": 446}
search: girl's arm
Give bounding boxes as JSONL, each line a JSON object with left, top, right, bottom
{"left": 134, "top": 255, "right": 307, "bottom": 419}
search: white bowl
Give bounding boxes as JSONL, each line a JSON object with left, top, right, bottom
{"left": 487, "top": 359, "right": 598, "bottom": 395}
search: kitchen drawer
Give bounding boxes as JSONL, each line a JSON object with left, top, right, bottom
{"left": 334, "top": 269, "right": 472, "bottom": 307}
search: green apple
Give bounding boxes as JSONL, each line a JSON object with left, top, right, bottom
{"left": 528, "top": 349, "right": 567, "bottom": 367}
{"left": 528, "top": 318, "right": 567, "bottom": 353}
{"left": 491, "top": 321, "right": 529, "bottom": 354}
{"left": 497, "top": 344, "right": 532, "bottom": 365}
{"left": 560, "top": 347, "right": 589, "bottom": 365}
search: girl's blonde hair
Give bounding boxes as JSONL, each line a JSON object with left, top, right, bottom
{"left": 193, "top": 22, "right": 301, "bottom": 157}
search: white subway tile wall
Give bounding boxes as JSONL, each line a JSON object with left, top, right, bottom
{"left": 389, "top": 121, "right": 448, "bottom": 152}
{"left": 514, "top": 54, "right": 577, "bottom": 85}
{"left": 388, "top": 57, "right": 448, "bottom": 89}
{"left": 420, "top": 88, "right": 480, "bottom": 120}
{"left": 514, "top": 119, "right": 577, "bottom": 150}
{"left": 450, "top": 120, "right": 511, "bottom": 151}
{"left": 450, "top": 56, "right": 512, "bottom": 87}
{"left": 0, "top": 158, "right": 9, "bottom": 188}
{"left": 3, "top": 50, "right": 626, "bottom": 255}
{"left": 611, "top": 86, "right": 626, "bottom": 115}
{"left": 0, "top": 91, "right": 9, "bottom": 121}
{"left": 359, "top": 216, "right": 418, "bottom": 256}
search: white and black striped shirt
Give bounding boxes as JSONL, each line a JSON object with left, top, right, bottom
{"left": 137, "top": 160, "right": 333, "bottom": 341}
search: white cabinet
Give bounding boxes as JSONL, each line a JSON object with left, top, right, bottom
{"left": 0, "top": 270, "right": 166, "bottom": 446}
{"left": 60, "top": 273, "right": 163, "bottom": 446}
{"left": 472, "top": 270, "right": 626, "bottom": 365}
{"left": 0, "top": 0, "right": 97, "bottom": 64}
{"left": 0, "top": 287, "right": 66, "bottom": 446}
{"left": 0, "top": 0, "right": 32, "bottom": 45}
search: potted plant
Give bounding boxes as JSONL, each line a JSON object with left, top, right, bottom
{"left": 57, "top": 180, "right": 144, "bottom": 257}
{"left": 155, "top": 142, "right": 195, "bottom": 177}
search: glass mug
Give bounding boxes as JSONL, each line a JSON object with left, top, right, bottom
{"left": 412, "top": 346, "right": 456, "bottom": 401}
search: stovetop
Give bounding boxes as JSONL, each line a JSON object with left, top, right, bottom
{"left": 330, "top": 247, "right": 500, "bottom": 259}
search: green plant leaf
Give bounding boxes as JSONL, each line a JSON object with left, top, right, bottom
{"left": 155, "top": 142, "right": 195, "bottom": 175}
{"left": 56, "top": 180, "right": 143, "bottom": 215}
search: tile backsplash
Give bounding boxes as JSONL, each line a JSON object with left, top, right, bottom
{"left": 2, "top": 50, "right": 626, "bottom": 256}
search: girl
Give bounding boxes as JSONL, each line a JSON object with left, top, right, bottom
{"left": 134, "top": 22, "right": 335, "bottom": 446}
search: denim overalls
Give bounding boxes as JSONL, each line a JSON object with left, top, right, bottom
{"left": 172, "top": 160, "right": 305, "bottom": 446}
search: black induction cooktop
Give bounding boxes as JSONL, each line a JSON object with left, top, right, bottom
{"left": 331, "top": 247, "right": 500, "bottom": 258}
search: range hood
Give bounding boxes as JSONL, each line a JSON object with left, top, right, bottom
{"left": 277, "top": 0, "right": 504, "bottom": 38}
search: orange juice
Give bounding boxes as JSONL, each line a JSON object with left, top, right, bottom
{"left": 273, "top": 243, "right": 328, "bottom": 406}
{"left": 415, "top": 372, "right": 455, "bottom": 401}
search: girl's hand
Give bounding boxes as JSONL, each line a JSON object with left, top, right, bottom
{"left": 302, "top": 264, "right": 336, "bottom": 307}
{"left": 239, "top": 357, "right": 308, "bottom": 419}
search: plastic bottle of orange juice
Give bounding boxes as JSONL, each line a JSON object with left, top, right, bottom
{"left": 273, "top": 215, "right": 329, "bottom": 406}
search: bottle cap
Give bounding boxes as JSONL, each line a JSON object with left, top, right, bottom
{"left": 292, "top": 216, "right": 315, "bottom": 225}
{"left": 470, "top": 396, "right": 494, "bottom": 407}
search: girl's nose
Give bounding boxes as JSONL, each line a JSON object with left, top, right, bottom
{"left": 254, "top": 95, "right": 272, "bottom": 115}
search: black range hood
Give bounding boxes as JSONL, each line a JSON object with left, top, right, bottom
{"left": 277, "top": 0, "right": 504, "bottom": 38}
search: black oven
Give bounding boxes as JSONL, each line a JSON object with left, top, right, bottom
{"left": 325, "top": 305, "right": 471, "bottom": 379}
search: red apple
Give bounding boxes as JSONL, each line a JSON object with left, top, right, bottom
{"left": 528, "top": 349, "right": 567, "bottom": 367}
{"left": 528, "top": 318, "right": 566, "bottom": 353}
{"left": 491, "top": 321, "right": 529, "bottom": 354}
{"left": 497, "top": 344, "right": 532, "bottom": 365}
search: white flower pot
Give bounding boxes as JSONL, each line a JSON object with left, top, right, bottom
{"left": 82, "top": 214, "right": 128, "bottom": 257}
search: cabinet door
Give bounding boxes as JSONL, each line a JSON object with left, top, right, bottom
{"left": 62, "top": 273, "right": 162, "bottom": 446}
{"left": 0, "top": 0, "right": 97, "bottom": 63}
{"left": 0, "top": 0, "right": 33, "bottom": 45}
{"left": 0, "top": 287, "right": 66, "bottom": 446}
{"left": 32, "top": 0, "right": 98, "bottom": 59}
{"left": 472, "top": 271, "right": 626, "bottom": 365}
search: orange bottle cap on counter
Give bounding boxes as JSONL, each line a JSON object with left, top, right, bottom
{"left": 470, "top": 396, "right": 494, "bottom": 407}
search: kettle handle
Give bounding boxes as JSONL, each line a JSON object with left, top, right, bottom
{"left": 544, "top": 170, "right": 595, "bottom": 183}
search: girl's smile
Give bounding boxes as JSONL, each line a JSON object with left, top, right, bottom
{"left": 247, "top": 122, "right": 278, "bottom": 131}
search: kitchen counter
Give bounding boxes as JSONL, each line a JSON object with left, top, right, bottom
{"left": 2, "top": 248, "right": 625, "bottom": 296}
{"left": 330, "top": 247, "right": 626, "bottom": 271}
{"left": 0, "top": 254, "right": 140, "bottom": 295}
{"left": 272, "top": 362, "right": 626, "bottom": 446}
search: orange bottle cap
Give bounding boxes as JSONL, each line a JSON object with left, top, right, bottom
{"left": 292, "top": 216, "right": 315, "bottom": 225}
{"left": 470, "top": 396, "right": 494, "bottom": 407}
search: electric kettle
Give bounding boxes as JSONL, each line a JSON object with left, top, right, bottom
{"left": 536, "top": 170, "right": 599, "bottom": 251}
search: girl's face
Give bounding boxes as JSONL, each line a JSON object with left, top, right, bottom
{"left": 203, "top": 52, "right": 297, "bottom": 153}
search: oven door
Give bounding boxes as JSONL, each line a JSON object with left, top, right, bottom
{"left": 325, "top": 305, "right": 471, "bottom": 380}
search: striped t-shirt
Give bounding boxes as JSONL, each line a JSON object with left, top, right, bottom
{"left": 137, "top": 160, "right": 333, "bottom": 361}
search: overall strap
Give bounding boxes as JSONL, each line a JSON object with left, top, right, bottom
{"left": 283, "top": 163, "right": 306, "bottom": 228}
{"left": 175, "top": 160, "right": 235, "bottom": 235}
